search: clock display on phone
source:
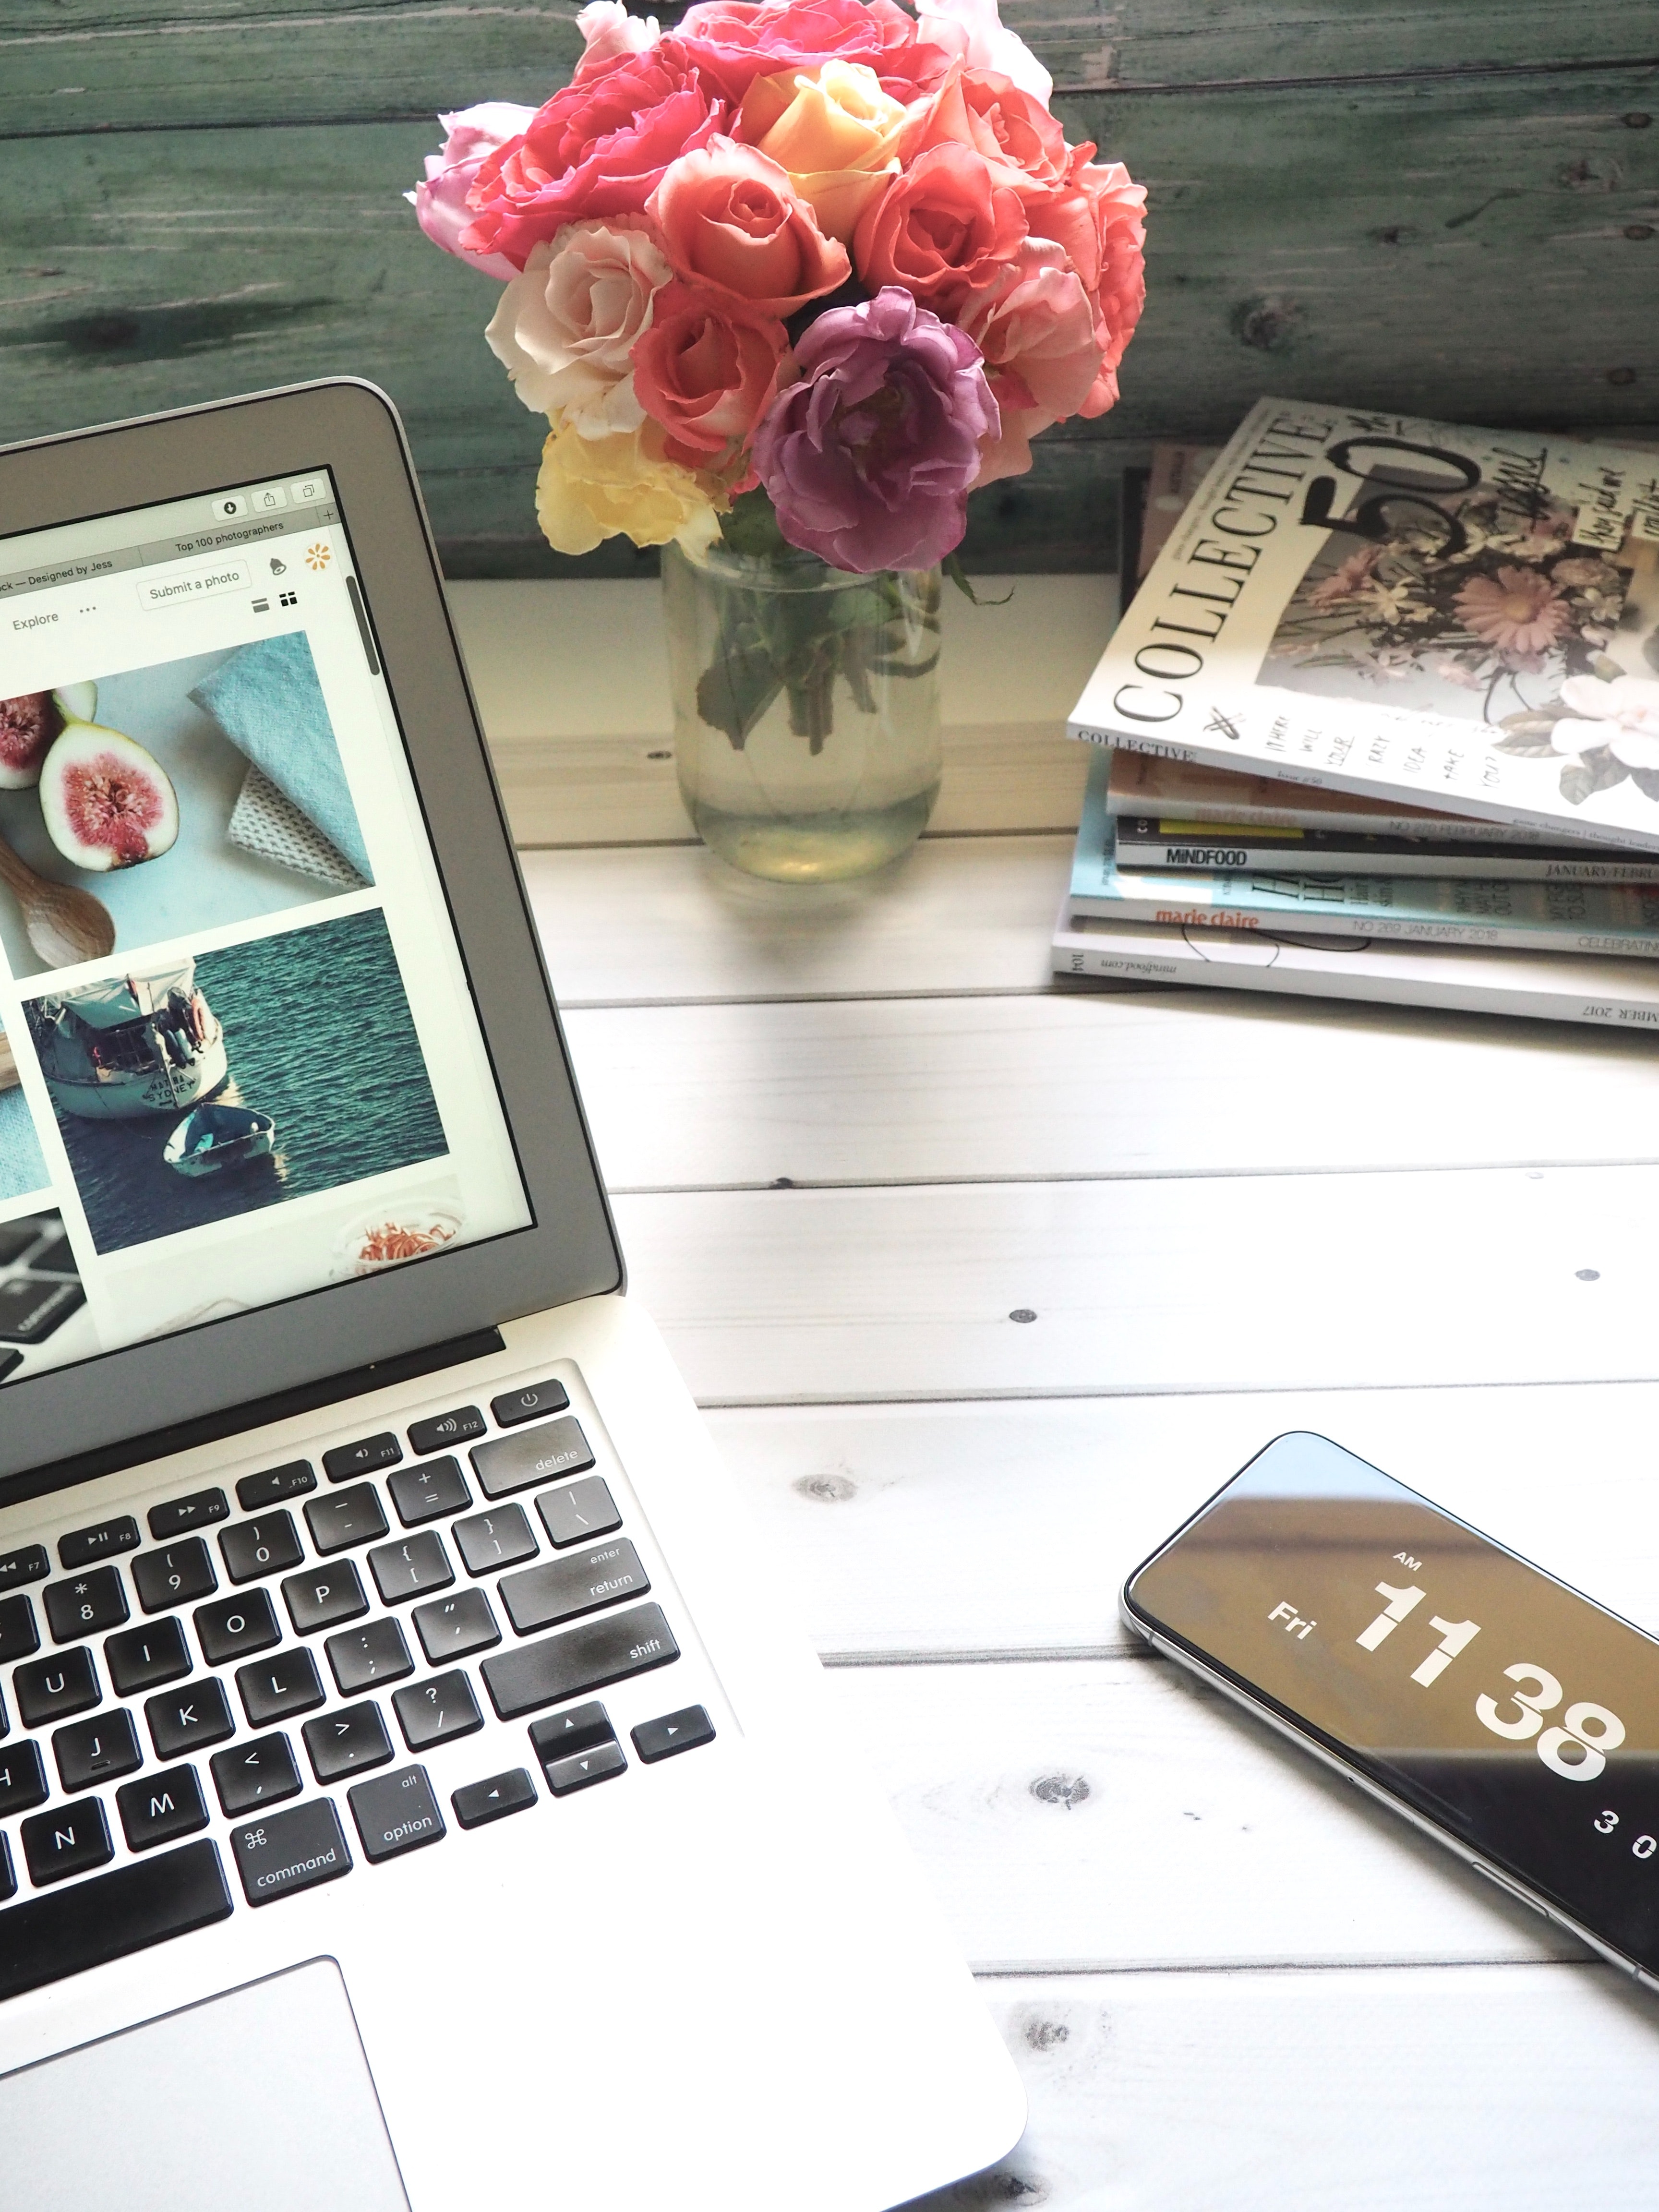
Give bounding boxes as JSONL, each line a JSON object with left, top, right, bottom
{"left": 1126, "top": 1433, "right": 1659, "bottom": 1971}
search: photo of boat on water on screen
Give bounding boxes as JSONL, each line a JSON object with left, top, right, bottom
{"left": 23, "top": 907, "right": 449, "bottom": 1253}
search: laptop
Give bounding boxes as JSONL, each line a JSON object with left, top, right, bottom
{"left": 0, "top": 381, "right": 1024, "bottom": 2211}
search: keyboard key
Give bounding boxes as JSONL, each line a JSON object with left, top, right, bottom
{"left": 194, "top": 1587, "right": 280, "bottom": 1666}
{"left": 132, "top": 1537, "right": 217, "bottom": 1615}
{"left": 0, "top": 1276, "right": 84, "bottom": 1345}
{"left": 283, "top": 1559, "right": 368, "bottom": 1637}
{"left": 0, "top": 1740, "right": 48, "bottom": 1816}
{"left": 117, "top": 1763, "right": 210, "bottom": 1851}
{"left": 409, "top": 1407, "right": 485, "bottom": 1457}
{"left": 349, "top": 1764, "right": 445, "bottom": 1863}
{"left": 536, "top": 1476, "right": 622, "bottom": 1551}
{"left": 452, "top": 1504, "right": 537, "bottom": 1578}
{"left": 367, "top": 1531, "right": 453, "bottom": 1606}
{"left": 452, "top": 1767, "right": 537, "bottom": 1828}
{"left": 58, "top": 1515, "right": 140, "bottom": 1570}
{"left": 324, "top": 1433, "right": 402, "bottom": 1483}
{"left": 392, "top": 1670, "right": 483, "bottom": 1752}
{"left": 232, "top": 1798, "right": 351, "bottom": 1906}
{"left": 236, "top": 1646, "right": 325, "bottom": 1729}
{"left": 54, "top": 1707, "right": 142, "bottom": 1793}
{"left": 106, "top": 1615, "right": 192, "bottom": 1698}
{"left": 0, "top": 1591, "right": 39, "bottom": 1663}
{"left": 44, "top": 1565, "right": 129, "bottom": 1644}
{"left": 22, "top": 1797, "right": 113, "bottom": 1886}
{"left": 236, "top": 1460, "right": 315, "bottom": 1510}
{"left": 148, "top": 1673, "right": 237, "bottom": 1764}
{"left": 0, "top": 1839, "right": 230, "bottom": 1996}
{"left": 303, "top": 1701, "right": 393, "bottom": 1783}
{"left": 528, "top": 1701, "right": 616, "bottom": 1766}
{"left": 544, "top": 1740, "right": 626, "bottom": 1797}
{"left": 148, "top": 1489, "right": 228, "bottom": 1540}
{"left": 305, "top": 1484, "right": 389, "bottom": 1557}
{"left": 219, "top": 1513, "right": 303, "bottom": 1585}
{"left": 471, "top": 1418, "right": 593, "bottom": 1501}
{"left": 212, "top": 1731, "right": 302, "bottom": 1815}
{"left": 14, "top": 1644, "right": 100, "bottom": 1729}
{"left": 0, "top": 1544, "right": 49, "bottom": 1592}
{"left": 481, "top": 1602, "right": 679, "bottom": 1721}
{"left": 500, "top": 1539, "right": 649, "bottom": 1638}
{"left": 412, "top": 1588, "right": 500, "bottom": 1665}
{"left": 326, "top": 1618, "right": 413, "bottom": 1697}
{"left": 639, "top": 1706, "right": 733, "bottom": 1773}
{"left": 388, "top": 1456, "right": 470, "bottom": 1527}
{"left": 490, "top": 1379, "right": 570, "bottom": 1429}
{"left": 0, "top": 1835, "right": 12, "bottom": 1903}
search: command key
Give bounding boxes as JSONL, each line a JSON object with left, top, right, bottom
{"left": 232, "top": 1797, "right": 353, "bottom": 1905}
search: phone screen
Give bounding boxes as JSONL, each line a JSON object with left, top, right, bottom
{"left": 1124, "top": 1433, "right": 1659, "bottom": 1972}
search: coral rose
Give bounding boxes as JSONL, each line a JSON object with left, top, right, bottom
{"left": 753, "top": 285, "right": 998, "bottom": 572}
{"left": 648, "top": 136, "right": 850, "bottom": 314}
{"left": 632, "top": 283, "right": 788, "bottom": 468}
{"left": 675, "top": 0, "right": 949, "bottom": 104}
{"left": 741, "top": 60, "right": 909, "bottom": 243}
{"left": 913, "top": 0, "right": 1052, "bottom": 107}
{"left": 486, "top": 219, "right": 673, "bottom": 435}
{"left": 462, "top": 42, "right": 724, "bottom": 268}
{"left": 853, "top": 138, "right": 1026, "bottom": 316}
{"left": 902, "top": 65, "right": 1068, "bottom": 191}
{"left": 408, "top": 104, "right": 537, "bottom": 279}
{"left": 1071, "top": 156, "right": 1146, "bottom": 404}
{"left": 956, "top": 240, "right": 1102, "bottom": 486}
{"left": 536, "top": 417, "right": 727, "bottom": 555}
{"left": 572, "top": 0, "right": 661, "bottom": 81}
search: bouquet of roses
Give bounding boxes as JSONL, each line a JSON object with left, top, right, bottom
{"left": 410, "top": 0, "right": 1146, "bottom": 577}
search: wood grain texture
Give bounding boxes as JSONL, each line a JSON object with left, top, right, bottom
{"left": 610, "top": 1165, "right": 1659, "bottom": 1401}
{"left": 705, "top": 1382, "right": 1659, "bottom": 1659}
{"left": 831, "top": 1654, "right": 1576, "bottom": 1970}
{"left": 905, "top": 1963, "right": 1659, "bottom": 2211}
{"left": 3, "top": 68, "right": 1656, "bottom": 571}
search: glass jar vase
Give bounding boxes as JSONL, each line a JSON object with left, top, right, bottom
{"left": 661, "top": 536, "right": 943, "bottom": 883}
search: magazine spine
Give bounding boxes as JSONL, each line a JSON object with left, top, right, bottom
{"left": 1066, "top": 887, "right": 1659, "bottom": 959}
{"left": 1111, "top": 835, "right": 1659, "bottom": 885}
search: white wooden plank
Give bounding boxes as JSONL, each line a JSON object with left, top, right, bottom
{"left": 828, "top": 1655, "right": 1574, "bottom": 1971}
{"left": 705, "top": 1382, "right": 1659, "bottom": 1660}
{"left": 613, "top": 1167, "right": 1659, "bottom": 1402}
{"left": 564, "top": 992, "right": 1659, "bottom": 1193}
{"left": 526, "top": 837, "right": 1068, "bottom": 1004}
{"left": 906, "top": 1963, "right": 1659, "bottom": 2211}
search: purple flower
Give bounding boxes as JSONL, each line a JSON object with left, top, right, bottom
{"left": 407, "top": 104, "right": 536, "bottom": 279}
{"left": 753, "top": 287, "right": 998, "bottom": 572}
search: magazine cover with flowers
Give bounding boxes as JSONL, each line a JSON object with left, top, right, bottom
{"left": 1070, "top": 398, "right": 1659, "bottom": 854}
{"left": 410, "top": 0, "right": 1145, "bottom": 574}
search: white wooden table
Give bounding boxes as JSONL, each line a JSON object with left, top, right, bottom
{"left": 454, "top": 575, "right": 1659, "bottom": 2210}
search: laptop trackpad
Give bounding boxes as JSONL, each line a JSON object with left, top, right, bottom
{"left": 0, "top": 1958, "right": 410, "bottom": 2211}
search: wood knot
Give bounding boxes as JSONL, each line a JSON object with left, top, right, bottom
{"left": 1024, "top": 2019, "right": 1070, "bottom": 2051}
{"left": 1229, "top": 294, "right": 1303, "bottom": 353}
{"left": 1031, "top": 1772, "right": 1091, "bottom": 1811}
{"left": 794, "top": 1472, "right": 857, "bottom": 1503}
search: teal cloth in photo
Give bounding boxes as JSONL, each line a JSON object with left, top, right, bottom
{"left": 0, "top": 1086, "right": 48, "bottom": 1204}
{"left": 190, "top": 634, "right": 372, "bottom": 882}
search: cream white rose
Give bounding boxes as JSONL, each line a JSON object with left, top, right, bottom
{"left": 1551, "top": 673, "right": 1659, "bottom": 769}
{"left": 486, "top": 219, "right": 673, "bottom": 435}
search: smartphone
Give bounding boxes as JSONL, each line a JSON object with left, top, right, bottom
{"left": 1121, "top": 1431, "right": 1659, "bottom": 1987}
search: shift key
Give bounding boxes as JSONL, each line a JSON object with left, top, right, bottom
{"left": 481, "top": 1601, "right": 678, "bottom": 1720}
{"left": 231, "top": 1797, "right": 353, "bottom": 1905}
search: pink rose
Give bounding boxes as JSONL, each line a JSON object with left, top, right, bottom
{"left": 648, "top": 137, "right": 850, "bottom": 314}
{"left": 408, "top": 103, "right": 537, "bottom": 279}
{"left": 632, "top": 282, "right": 787, "bottom": 469}
{"left": 902, "top": 64, "right": 1068, "bottom": 191}
{"left": 486, "top": 218, "right": 674, "bottom": 434}
{"left": 957, "top": 239, "right": 1102, "bottom": 485}
{"left": 1073, "top": 157, "right": 1146, "bottom": 394}
{"left": 461, "top": 42, "right": 726, "bottom": 269}
{"left": 853, "top": 139, "right": 1027, "bottom": 316}
{"left": 912, "top": 0, "right": 1053, "bottom": 106}
{"left": 674, "top": 0, "right": 950, "bottom": 104}
{"left": 573, "top": 0, "right": 661, "bottom": 80}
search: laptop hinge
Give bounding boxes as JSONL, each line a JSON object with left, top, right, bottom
{"left": 0, "top": 1327, "right": 506, "bottom": 1515}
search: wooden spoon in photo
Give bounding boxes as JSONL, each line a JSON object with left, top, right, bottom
{"left": 0, "top": 832, "right": 116, "bottom": 970}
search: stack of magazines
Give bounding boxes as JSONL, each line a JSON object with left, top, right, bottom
{"left": 1059, "top": 401, "right": 1659, "bottom": 1027}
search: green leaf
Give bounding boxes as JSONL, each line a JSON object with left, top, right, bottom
{"left": 1491, "top": 730, "right": 1563, "bottom": 757}
{"left": 1559, "top": 745, "right": 1627, "bottom": 805}
{"left": 718, "top": 485, "right": 790, "bottom": 560}
{"left": 697, "top": 640, "right": 784, "bottom": 748}
{"left": 943, "top": 552, "right": 1013, "bottom": 607}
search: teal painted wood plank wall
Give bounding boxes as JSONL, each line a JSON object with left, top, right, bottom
{"left": 3, "top": 2, "right": 1658, "bottom": 574}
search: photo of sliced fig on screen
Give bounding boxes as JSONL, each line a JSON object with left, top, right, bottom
{"left": 0, "top": 683, "right": 97, "bottom": 791}
{"left": 38, "top": 721, "right": 180, "bottom": 871}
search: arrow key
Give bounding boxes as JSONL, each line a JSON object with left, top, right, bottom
{"left": 452, "top": 1766, "right": 538, "bottom": 1828}
{"left": 543, "top": 1739, "right": 626, "bottom": 1797}
{"left": 631, "top": 1705, "right": 716, "bottom": 1765}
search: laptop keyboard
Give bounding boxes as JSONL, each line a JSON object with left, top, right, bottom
{"left": 0, "top": 1371, "right": 715, "bottom": 2002}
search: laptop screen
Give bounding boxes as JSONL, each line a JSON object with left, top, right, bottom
{"left": 0, "top": 468, "right": 534, "bottom": 1396}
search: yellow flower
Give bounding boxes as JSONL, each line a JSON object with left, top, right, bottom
{"left": 741, "top": 61, "right": 908, "bottom": 244}
{"left": 535, "top": 416, "right": 726, "bottom": 555}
